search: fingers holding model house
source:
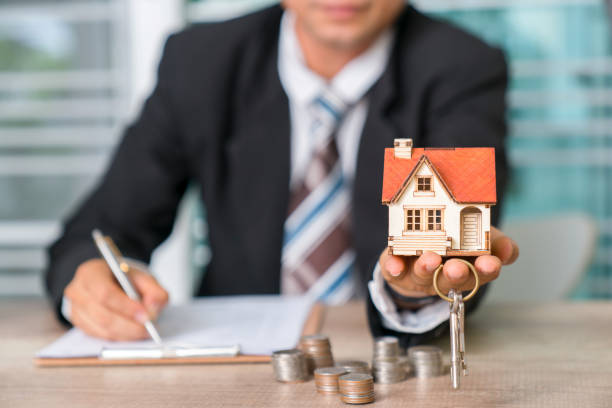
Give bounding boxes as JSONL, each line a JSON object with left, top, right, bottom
{"left": 63, "top": 259, "right": 169, "bottom": 341}
{"left": 377, "top": 139, "right": 519, "bottom": 303}
{"left": 379, "top": 226, "right": 519, "bottom": 299}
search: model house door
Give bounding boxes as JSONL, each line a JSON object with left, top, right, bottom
{"left": 461, "top": 208, "right": 481, "bottom": 250}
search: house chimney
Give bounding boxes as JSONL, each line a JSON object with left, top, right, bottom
{"left": 394, "top": 138, "right": 412, "bottom": 159}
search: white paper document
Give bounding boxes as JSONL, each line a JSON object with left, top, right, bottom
{"left": 37, "top": 295, "right": 314, "bottom": 358}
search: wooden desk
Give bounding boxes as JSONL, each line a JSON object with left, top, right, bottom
{"left": 1, "top": 298, "right": 611, "bottom": 407}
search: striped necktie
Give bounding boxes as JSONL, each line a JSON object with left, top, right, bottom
{"left": 281, "top": 89, "right": 356, "bottom": 304}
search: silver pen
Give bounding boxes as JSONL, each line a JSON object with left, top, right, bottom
{"left": 100, "top": 344, "right": 241, "bottom": 360}
{"left": 92, "top": 229, "right": 163, "bottom": 345}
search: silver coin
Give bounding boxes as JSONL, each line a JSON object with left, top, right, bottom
{"left": 315, "top": 366, "right": 348, "bottom": 376}
{"left": 271, "top": 349, "right": 308, "bottom": 382}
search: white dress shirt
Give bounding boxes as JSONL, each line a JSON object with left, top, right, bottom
{"left": 63, "top": 11, "right": 450, "bottom": 334}
{"left": 277, "top": 11, "right": 391, "bottom": 188}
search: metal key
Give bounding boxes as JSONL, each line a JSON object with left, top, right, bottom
{"left": 458, "top": 294, "right": 468, "bottom": 376}
{"left": 449, "top": 289, "right": 467, "bottom": 389}
{"left": 433, "top": 260, "right": 479, "bottom": 390}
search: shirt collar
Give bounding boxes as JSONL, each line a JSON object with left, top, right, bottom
{"left": 278, "top": 10, "right": 394, "bottom": 107}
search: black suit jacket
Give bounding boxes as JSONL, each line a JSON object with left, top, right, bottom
{"left": 46, "top": 5, "right": 508, "bottom": 346}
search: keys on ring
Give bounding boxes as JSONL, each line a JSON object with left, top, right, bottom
{"left": 433, "top": 259, "right": 479, "bottom": 390}
{"left": 449, "top": 289, "right": 466, "bottom": 389}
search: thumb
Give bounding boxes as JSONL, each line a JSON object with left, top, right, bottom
{"left": 129, "top": 269, "right": 169, "bottom": 319}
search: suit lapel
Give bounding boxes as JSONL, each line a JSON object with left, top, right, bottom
{"left": 225, "top": 12, "right": 290, "bottom": 292}
{"left": 352, "top": 69, "right": 398, "bottom": 277}
{"left": 352, "top": 9, "right": 413, "bottom": 277}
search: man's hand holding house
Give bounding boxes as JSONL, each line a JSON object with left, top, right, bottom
{"left": 377, "top": 139, "right": 519, "bottom": 305}
{"left": 379, "top": 226, "right": 519, "bottom": 303}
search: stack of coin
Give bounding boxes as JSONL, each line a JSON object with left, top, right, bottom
{"left": 373, "top": 336, "right": 400, "bottom": 359}
{"left": 371, "top": 359, "right": 406, "bottom": 384}
{"left": 371, "top": 336, "right": 405, "bottom": 384}
{"left": 338, "top": 373, "right": 375, "bottom": 404}
{"left": 398, "top": 354, "right": 412, "bottom": 377}
{"left": 313, "top": 367, "right": 348, "bottom": 395}
{"left": 335, "top": 360, "right": 370, "bottom": 374}
{"left": 299, "top": 334, "right": 334, "bottom": 373}
{"left": 271, "top": 349, "right": 308, "bottom": 383}
{"left": 408, "top": 345, "right": 443, "bottom": 378}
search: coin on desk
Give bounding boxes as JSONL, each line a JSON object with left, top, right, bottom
{"left": 372, "top": 336, "right": 405, "bottom": 384}
{"left": 314, "top": 366, "right": 349, "bottom": 395}
{"left": 299, "top": 334, "right": 334, "bottom": 373}
{"left": 339, "top": 373, "right": 375, "bottom": 404}
{"left": 335, "top": 360, "right": 370, "bottom": 374}
{"left": 408, "top": 345, "right": 443, "bottom": 378}
{"left": 372, "top": 336, "right": 400, "bottom": 360}
{"left": 271, "top": 349, "right": 308, "bottom": 383}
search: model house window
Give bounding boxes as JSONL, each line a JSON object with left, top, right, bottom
{"left": 427, "top": 209, "right": 443, "bottom": 231}
{"left": 405, "top": 209, "right": 421, "bottom": 231}
{"left": 417, "top": 176, "right": 432, "bottom": 192}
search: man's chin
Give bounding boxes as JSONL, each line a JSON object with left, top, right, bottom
{"left": 314, "top": 27, "right": 377, "bottom": 51}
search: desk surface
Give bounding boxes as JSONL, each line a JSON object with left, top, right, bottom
{"left": 1, "top": 298, "right": 611, "bottom": 408}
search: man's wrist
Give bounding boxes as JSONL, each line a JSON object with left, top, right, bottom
{"left": 383, "top": 281, "right": 440, "bottom": 310}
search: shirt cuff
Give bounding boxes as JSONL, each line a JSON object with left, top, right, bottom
{"left": 60, "top": 296, "right": 72, "bottom": 323}
{"left": 60, "top": 258, "right": 151, "bottom": 324}
{"left": 368, "top": 263, "right": 450, "bottom": 334}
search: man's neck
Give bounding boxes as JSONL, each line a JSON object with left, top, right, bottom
{"left": 294, "top": 22, "right": 374, "bottom": 80}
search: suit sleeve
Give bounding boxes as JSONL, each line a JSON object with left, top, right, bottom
{"left": 366, "top": 47, "right": 509, "bottom": 347}
{"left": 45, "top": 35, "right": 189, "bottom": 325}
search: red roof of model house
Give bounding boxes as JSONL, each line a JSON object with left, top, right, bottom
{"left": 381, "top": 147, "right": 497, "bottom": 204}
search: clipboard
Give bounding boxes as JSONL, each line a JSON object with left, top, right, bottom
{"left": 34, "top": 302, "right": 324, "bottom": 367}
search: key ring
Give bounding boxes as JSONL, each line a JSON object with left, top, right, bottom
{"left": 433, "top": 259, "right": 480, "bottom": 302}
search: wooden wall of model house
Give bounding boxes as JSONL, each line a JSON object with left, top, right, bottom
{"left": 387, "top": 161, "right": 491, "bottom": 252}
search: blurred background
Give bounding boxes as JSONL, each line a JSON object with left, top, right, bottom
{"left": 0, "top": 0, "right": 610, "bottom": 304}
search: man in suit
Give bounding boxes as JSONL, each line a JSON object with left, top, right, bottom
{"left": 46, "top": 0, "right": 518, "bottom": 345}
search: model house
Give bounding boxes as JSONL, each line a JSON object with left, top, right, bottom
{"left": 382, "top": 139, "right": 496, "bottom": 257}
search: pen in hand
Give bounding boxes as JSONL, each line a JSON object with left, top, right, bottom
{"left": 92, "top": 229, "right": 163, "bottom": 345}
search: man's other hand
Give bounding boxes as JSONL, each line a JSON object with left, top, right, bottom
{"left": 63, "top": 259, "right": 169, "bottom": 340}
{"left": 379, "top": 226, "right": 519, "bottom": 299}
